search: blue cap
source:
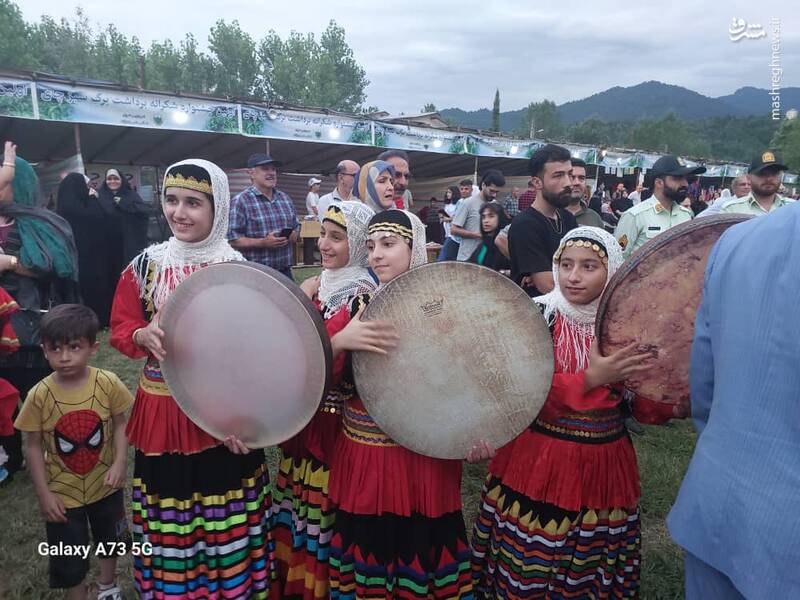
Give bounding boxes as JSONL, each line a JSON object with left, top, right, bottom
{"left": 247, "top": 153, "right": 283, "bottom": 168}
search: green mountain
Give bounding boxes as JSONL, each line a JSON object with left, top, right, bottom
{"left": 440, "top": 81, "right": 800, "bottom": 133}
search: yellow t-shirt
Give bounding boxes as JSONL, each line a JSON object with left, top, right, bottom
{"left": 14, "top": 367, "right": 133, "bottom": 508}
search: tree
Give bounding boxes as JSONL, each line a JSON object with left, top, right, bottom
{"left": 491, "top": 90, "right": 500, "bottom": 132}
{"left": 208, "top": 19, "right": 259, "bottom": 97}
{"left": 92, "top": 24, "right": 142, "bottom": 85}
{"left": 568, "top": 117, "right": 611, "bottom": 145}
{"left": 312, "top": 21, "right": 368, "bottom": 112}
{"left": 517, "top": 100, "right": 564, "bottom": 139}
{"left": 178, "top": 34, "right": 215, "bottom": 94}
{"left": 630, "top": 113, "right": 710, "bottom": 157}
{"left": 259, "top": 30, "right": 315, "bottom": 103}
{"left": 771, "top": 117, "right": 800, "bottom": 172}
{"left": 259, "top": 21, "right": 369, "bottom": 112}
{"left": 29, "top": 11, "right": 95, "bottom": 79}
{"left": 695, "top": 115, "right": 777, "bottom": 162}
{"left": 422, "top": 102, "right": 437, "bottom": 113}
{"left": 0, "top": 0, "right": 36, "bottom": 70}
{"left": 146, "top": 40, "right": 182, "bottom": 92}
{"left": 2, "top": 2, "right": 371, "bottom": 112}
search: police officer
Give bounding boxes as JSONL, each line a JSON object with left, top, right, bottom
{"left": 720, "top": 150, "right": 794, "bottom": 216}
{"left": 615, "top": 155, "right": 704, "bottom": 257}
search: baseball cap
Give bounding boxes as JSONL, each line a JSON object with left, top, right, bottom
{"left": 748, "top": 150, "right": 787, "bottom": 174}
{"left": 307, "top": 177, "right": 322, "bottom": 187}
{"left": 247, "top": 153, "right": 282, "bottom": 168}
{"left": 651, "top": 155, "right": 706, "bottom": 177}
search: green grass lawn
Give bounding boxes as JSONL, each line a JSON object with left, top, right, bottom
{"left": 0, "top": 266, "right": 696, "bottom": 598}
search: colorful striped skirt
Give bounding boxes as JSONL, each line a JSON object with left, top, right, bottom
{"left": 329, "top": 510, "right": 473, "bottom": 599}
{"left": 131, "top": 445, "right": 275, "bottom": 599}
{"left": 470, "top": 475, "right": 640, "bottom": 599}
{"left": 272, "top": 452, "right": 335, "bottom": 599}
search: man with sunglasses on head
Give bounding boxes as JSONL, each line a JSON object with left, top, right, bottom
{"left": 317, "top": 160, "right": 360, "bottom": 222}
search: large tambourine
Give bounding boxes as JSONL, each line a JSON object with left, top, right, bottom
{"left": 159, "top": 262, "right": 331, "bottom": 447}
{"left": 597, "top": 213, "right": 751, "bottom": 404}
{"left": 352, "top": 262, "right": 554, "bottom": 459}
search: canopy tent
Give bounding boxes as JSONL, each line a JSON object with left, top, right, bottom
{"left": 0, "top": 69, "right": 795, "bottom": 187}
{"left": 0, "top": 115, "right": 532, "bottom": 179}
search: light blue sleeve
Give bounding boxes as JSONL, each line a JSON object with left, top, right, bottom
{"left": 688, "top": 238, "right": 720, "bottom": 434}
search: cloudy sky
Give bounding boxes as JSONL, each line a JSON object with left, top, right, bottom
{"left": 20, "top": 0, "right": 800, "bottom": 114}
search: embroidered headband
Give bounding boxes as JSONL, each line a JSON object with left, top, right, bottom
{"left": 164, "top": 164, "right": 214, "bottom": 196}
{"left": 553, "top": 237, "right": 609, "bottom": 266}
{"left": 323, "top": 205, "right": 348, "bottom": 230}
{"left": 367, "top": 210, "right": 413, "bottom": 242}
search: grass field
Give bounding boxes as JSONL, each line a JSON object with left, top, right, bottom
{"left": 0, "top": 266, "right": 696, "bottom": 598}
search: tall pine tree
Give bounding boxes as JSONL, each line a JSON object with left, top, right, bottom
{"left": 491, "top": 89, "right": 500, "bottom": 132}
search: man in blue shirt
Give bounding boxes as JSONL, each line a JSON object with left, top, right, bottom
{"left": 668, "top": 203, "right": 800, "bottom": 599}
{"left": 228, "top": 153, "right": 300, "bottom": 280}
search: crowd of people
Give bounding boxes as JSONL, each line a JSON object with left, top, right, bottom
{"left": 0, "top": 137, "right": 797, "bottom": 600}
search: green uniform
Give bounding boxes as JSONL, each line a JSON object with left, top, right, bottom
{"left": 614, "top": 196, "right": 693, "bottom": 257}
{"left": 719, "top": 192, "right": 794, "bottom": 216}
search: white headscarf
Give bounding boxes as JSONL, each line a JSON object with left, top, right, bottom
{"left": 318, "top": 201, "right": 377, "bottom": 311}
{"left": 535, "top": 226, "right": 624, "bottom": 371}
{"left": 133, "top": 158, "right": 243, "bottom": 310}
{"left": 407, "top": 210, "right": 428, "bottom": 270}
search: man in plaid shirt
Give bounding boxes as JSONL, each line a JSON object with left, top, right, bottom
{"left": 228, "top": 154, "right": 300, "bottom": 280}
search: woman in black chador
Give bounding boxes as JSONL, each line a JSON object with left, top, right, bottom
{"left": 57, "top": 169, "right": 150, "bottom": 327}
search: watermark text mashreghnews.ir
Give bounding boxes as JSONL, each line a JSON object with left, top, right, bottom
{"left": 770, "top": 18, "right": 781, "bottom": 120}
{"left": 729, "top": 17, "right": 782, "bottom": 119}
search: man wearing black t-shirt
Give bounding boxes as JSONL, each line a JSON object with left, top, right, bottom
{"left": 508, "top": 144, "right": 578, "bottom": 297}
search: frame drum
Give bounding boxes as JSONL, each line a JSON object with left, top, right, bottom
{"left": 352, "top": 262, "right": 554, "bottom": 459}
{"left": 597, "top": 214, "right": 750, "bottom": 404}
{"left": 160, "top": 262, "right": 332, "bottom": 447}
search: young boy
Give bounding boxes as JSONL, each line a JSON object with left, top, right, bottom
{"left": 14, "top": 304, "right": 133, "bottom": 600}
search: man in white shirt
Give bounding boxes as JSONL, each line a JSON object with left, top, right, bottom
{"left": 317, "top": 160, "right": 359, "bottom": 221}
{"left": 628, "top": 183, "right": 644, "bottom": 205}
{"left": 305, "top": 177, "right": 321, "bottom": 217}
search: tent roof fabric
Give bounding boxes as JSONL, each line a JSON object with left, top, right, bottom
{"left": 0, "top": 116, "right": 532, "bottom": 178}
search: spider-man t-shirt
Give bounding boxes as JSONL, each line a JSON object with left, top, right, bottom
{"left": 15, "top": 368, "right": 133, "bottom": 508}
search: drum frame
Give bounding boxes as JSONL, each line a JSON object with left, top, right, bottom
{"left": 352, "top": 261, "right": 554, "bottom": 459}
{"left": 596, "top": 213, "right": 751, "bottom": 402}
{"left": 159, "top": 261, "right": 332, "bottom": 446}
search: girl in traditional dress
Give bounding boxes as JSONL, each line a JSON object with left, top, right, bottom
{"left": 110, "top": 159, "right": 274, "bottom": 599}
{"left": 327, "top": 209, "right": 473, "bottom": 600}
{"left": 470, "top": 226, "right": 687, "bottom": 599}
{"left": 272, "top": 200, "right": 376, "bottom": 600}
